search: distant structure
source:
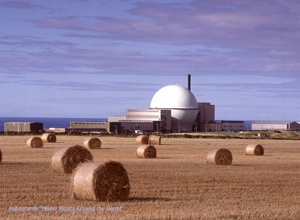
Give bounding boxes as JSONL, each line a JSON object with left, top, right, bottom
{"left": 195, "top": 102, "right": 215, "bottom": 132}
{"left": 69, "top": 121, "right": 120, "bottom": 134}
{"left": 4, "top": 122, "right": 43, "bottom": 133}
{"left": 252, "top": 121, "right": 300, "bottom": 131}
{"left": 48, "top": 128, "right": 66, "bottom": 133}
{"left": 204, "top": 120, "right": 244, "bottom": 132}
{"left": 65, "top": 75, "right": 246, "bottom": 134}
{"left": 107, "top": 76, "right": 243, "bottom": 133}
{"left": 150, "top": 84, "right": 199, "bottom": 132}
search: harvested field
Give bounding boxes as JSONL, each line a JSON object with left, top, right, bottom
{"left": 0, "top": 135, "right": 300, "bottom": 219}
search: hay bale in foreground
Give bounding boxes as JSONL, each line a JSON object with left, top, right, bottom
{"left": 135, "top": 135, "right": 149, "bottom": 144}
{"left": 42, "top": 133, "right": 56, "bottom": 143}
{"left": 148, "top": 135, "right": 161, "bottom": 145}
{"left": 245, "top": 144, "right": 264, "bottom": 156}
{"left": 83, "top": 137, "right": 101, "bottom": 149}
{"left": 206, "top": 148, "right": 232, "bottom": 165}
{"left": 136, "top": 145, "right": 156, "bottom": 158}
{"left": 26, "top": 137, "right": 43, "bottom": 148}
{"left": 51, "top": 145, "right": 93, "bottom": 174}
{"left": 71, "top": 161, "right": 130, "bottom": 202}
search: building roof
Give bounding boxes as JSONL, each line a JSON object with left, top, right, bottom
{"left": 209, "top": 120, "right": 244, "bottom": 123}
{"left": 150, "top": 84, "right": 198, "bottom": 109}
{"left": 252, "top": 121, "right": 296, "bottom": 124}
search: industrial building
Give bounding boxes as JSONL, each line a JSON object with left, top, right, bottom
{"left": 107, "top": 84, "right": 212, "bottom": 133}
{"left": 4, "top": 122, "right": 43, "bottom": 133}
{"left": 251, "top": 121, "right": 300, "bottom": 131}
{"left": 194, "top": 102, "right": 215, "bottom": 132}
{"left": 69, "top": 75, "right": 245, "bottom": 134}
{"left": 204, "top": 120, "right": 244, "bottom": 132}
{"left": 69, "top": 121, "right": 121, "bottom": 134}
{"left": 149, "top": 84, "right": 199, "bottom": 132}
{"left": 108, "top": 109, "right": 171, "bottom": 133}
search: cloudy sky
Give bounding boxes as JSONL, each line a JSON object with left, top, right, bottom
{"left": 0, "top": 0, "right": 299, "bottom": 120}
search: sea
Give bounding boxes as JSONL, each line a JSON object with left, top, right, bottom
{"left": 0, "top": 117, "right": 107, "bottom": 131}
{"left": 0, "top": 117, "right": 255, "bottom": 131}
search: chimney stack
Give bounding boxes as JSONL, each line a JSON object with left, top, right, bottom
{"left": 188, "top": 74, "right": 191, "bottom": 91}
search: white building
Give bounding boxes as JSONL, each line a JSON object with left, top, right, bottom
{"left": 251, "top": 121, "right": 300, "bottom": 131}
{"left": 150, "top": 84, "right": 199, "bottom": 132}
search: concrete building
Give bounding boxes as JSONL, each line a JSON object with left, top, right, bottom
{"left": 195, "top": 102, "right": 215, "bottom": 132}
{"left": 108, "top": 109, "right": 171, "bottom": 133}
{"left": 251, "top": 121, "right": 300, "bottom": 131}
{"left": 4, "top": 122, "right": 43, "bottom": 133}
{"left": 150, "top": 84, "right": 199, "bottom": 132}
{"left": 203, "top": 120, "right": 244, "bottom": 132}
{"left": 108, "top": 116, "right": 126, "bottom": 122}
{"left": 69, "top": 121, "right": 121, "bottom": 134}
{"left": 103, "top": 75, "right": 247, "bottom": 134}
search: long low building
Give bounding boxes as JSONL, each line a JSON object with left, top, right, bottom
{"left": 4, "top": 122, "right": 43, "bottom": 133}
{"left": 204, "top": 120, "right": 244, "bottom": 132}
{"left": 69, "top": 121, "right": 121, "bottom": 134}
{"left": 251, "top": 121, "right": 300, "bottom": 131}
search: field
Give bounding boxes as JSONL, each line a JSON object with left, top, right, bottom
{"left": 0, "top": 135, "right": 299, "bottom": 219}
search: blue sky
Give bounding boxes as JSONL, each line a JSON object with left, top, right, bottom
{"left": 0, "top": 0, "right": 299, "bottom": 120}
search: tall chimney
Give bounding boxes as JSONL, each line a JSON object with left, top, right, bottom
{"left": 188, "top": 74, "right": 191, "bottom": 91}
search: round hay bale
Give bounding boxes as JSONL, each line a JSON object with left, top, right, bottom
{"left": 136, "top": 145, "right": 156, "bottom": 158}
{"left": 51, "top": 145, "right": 93, "bottom": 174}
{"left": 257, "top": 133, "right": 268, "bottom": 138}
{"left": 135, "top": 135, "right": 149, "bottom": 144}
{"left": 26, "top": 137, "right": 43, "bottom": 148}
{"left": 71, "top": 161, "right": 130, "bottom": 202}
{"left": 206, "top": 148, "right": 232, "bottom": 165}
{"left": 42, "top": 133, "right": 56, "bottom": 143}
{"left": 83, "top": 137, "right": 101, "bottom": 149}
{"left": 148, "top": 135, "right": 161, "bottom": 145}
{"left": 245, "top": 144, "right": 264, "bottom": 156}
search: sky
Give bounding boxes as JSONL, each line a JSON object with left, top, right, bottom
{"left": 0, "top": 0, "right": 299, "bottom": 121}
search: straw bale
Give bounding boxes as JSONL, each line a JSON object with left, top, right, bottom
{"left": 42, "top": 133, "right": 56, "bottom": 143}
{"left": 206, "top": 148, "right": 232, "bottom": 165}
{"left": 135, "top": 135, "right": 149, "bottom": 144}
{"left": 51, "top": 145, "right": 93, "bottom": 174}
{"left": 71, "top": 161, "right": 130, "bottom": 202}
{"left": 136, "top": 145, "right": 156, "bottom": 158}
{"left": 26, "top": 137, "right": 43, "bottom": 148}
{"left": 258, "top": 133, "right": 268, "bottom": 138}
{"left": 245, "top": 144, "right": 264, "bottom": 156}
{"left": 83, "top": 137, "right": 101, "bottom": 149}
{"left": 148, "top": 135, "right": 161, "bottom": 145}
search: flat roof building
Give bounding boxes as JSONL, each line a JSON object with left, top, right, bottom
{"left": 4, "top": 122, "right": 43, "bottom": 133}
{"left": 251, "top": 121, "right": 300, "bottom": 131}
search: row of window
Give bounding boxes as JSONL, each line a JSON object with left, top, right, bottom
{"left": 5, "top": 123, "right": 30, "bottom": 126}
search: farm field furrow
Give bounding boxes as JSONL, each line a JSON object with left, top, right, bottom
{"left": 0, "top": 135, "right": 299, "bottom": 219}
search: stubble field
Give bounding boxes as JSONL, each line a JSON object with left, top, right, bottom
{"left": 0, "top": 135, "right": 299, "bottom": 219}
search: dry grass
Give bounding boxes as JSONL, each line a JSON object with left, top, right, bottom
{"left": 0, "top": 135, "right": 300, "bottom": 219}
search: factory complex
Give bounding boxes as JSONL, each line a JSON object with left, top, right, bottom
{"left": 3, "top": 75, "right": 299, "bottom": 134}
{"left": 59, "top": 78, "right": 246, "bottom": 134}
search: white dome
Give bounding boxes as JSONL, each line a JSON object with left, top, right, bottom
{"left": 150, "top": 84, "right": 199, "bottom": 125}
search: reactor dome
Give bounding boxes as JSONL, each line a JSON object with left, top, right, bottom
{"left": 150, "top": 84, "right": 199, "bottom": 125}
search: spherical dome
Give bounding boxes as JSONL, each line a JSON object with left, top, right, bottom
{"left": 150, "top": 84, "right": 199, "bottom": 125}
